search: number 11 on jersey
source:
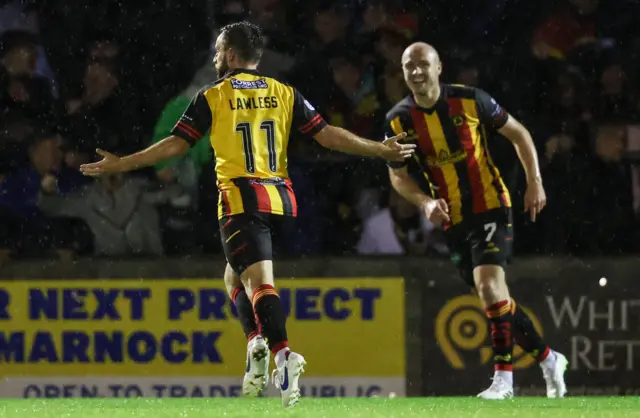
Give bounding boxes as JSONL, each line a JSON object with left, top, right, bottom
{"left": 235, "top": 121, "right": 277, "bottom": 174}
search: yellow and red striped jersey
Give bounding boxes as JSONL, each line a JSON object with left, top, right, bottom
{"left": 171, "top": 69, "right": 326, "bottom": 219}
{"left": 385, "top": 84, "right": 512, "bottom": 227}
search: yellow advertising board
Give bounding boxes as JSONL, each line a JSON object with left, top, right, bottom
{"left": 0, "top": 278, "right": 405, "bottom": 398}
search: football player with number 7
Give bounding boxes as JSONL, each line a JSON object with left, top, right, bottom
{"left": 383, "top": 42, "right": 568, "bottom": 399}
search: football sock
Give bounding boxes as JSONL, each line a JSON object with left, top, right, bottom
{"left": 231, "top": 286, "right": 259, "bottom": 341}
{"left": 485, "top": 299, "right": 514, "bottom": 374}
{"left": 511, "top": 299, "right": 551, "bottom": 363}
{"left": 252, "top": 284, "right": 289, "bottom": 360}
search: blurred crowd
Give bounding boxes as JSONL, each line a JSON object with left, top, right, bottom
{"left": 0, "top": 0, "right": 639, "bottom": 261}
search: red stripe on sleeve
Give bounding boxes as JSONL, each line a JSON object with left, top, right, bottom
{"left": 300, "top": 115, "right": 321, "bottom": 133}
{"left": 176, "top": 121, "right": 202, "bottom": 139}
{"left": 448, "top": 98, "right": 487, "bottom": 213}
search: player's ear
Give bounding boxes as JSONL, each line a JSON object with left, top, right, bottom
{"left": 438, "top": 63, "right": 443, "bottom": 75}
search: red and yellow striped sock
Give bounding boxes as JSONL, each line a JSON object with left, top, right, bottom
{"left": 485, "top": 299, "right": 514, "bottom": 372}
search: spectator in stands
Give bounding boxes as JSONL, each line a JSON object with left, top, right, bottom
{"left": 0, "top": 30, "right": 61, "bottom": 129}
{"left": 39, "top": 172, "right": 182, "bottom": 256}
{"left": 357, "top": 189, "right": 448, "bottom": 256}
{"left": 596, "top": 61, "right": 638, "bottom": 122}
{"left": 454, "top": 61, "right": 480, "bottom": 87}
{"left": 310, "top": 2, "right": 350, "bottom": 52}
{"left": 539, "top": 67, "right": 591, "bottom": 156}
{"left": 371, "top": 29, "right": 410, "bottom": 99}
{"left": 0, "top": 108, "right": 33, "bottom": 174}
{"left": 589, "top": 123, "right": 636, "bottom": 253}
{"left": 245, "top": 0, "right": 296, "bottom": 79}
{"left": 0, "top": 127, "right": 88, "bottom": 257}
{"left": 373, "top": 29, "right": 408, "bottom": 67}
{"left": 359, "top": 0, "right": 418, "bottom": 42}
{"left": 151, "top": 65, "right": 213, "bottom": 203}
{"left": 0, "top": 1, "right": 58, "bottom": 90}
{"left": 532, "top": 0, "right": 599, "bottom": 61}
{"left": 150, "top": 65, "right": 214, "bottom": 254}
{"left": 0, "top": 128, "right": 84, "bottom": 217}
{"left": 327, "top": 51, "right": 381, "bottom": 139}
{"left": 287, "top": 2, "right": 350, "bottom": 107}
{"left": 65, "top": 57, "right": 139, "bottom": 155}
{"left": 0, "top": 0, "right": 637, "bottom": 259}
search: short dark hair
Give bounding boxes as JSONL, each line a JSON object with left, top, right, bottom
{"left": 219, "top": 21, "right": 265, "bottom": 63}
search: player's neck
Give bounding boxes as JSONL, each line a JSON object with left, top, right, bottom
{"left": 413, "top": 85, "right": 441, "bottom": 109}
{"left": 229, "top": 62, "right": 259, "bottom": 72}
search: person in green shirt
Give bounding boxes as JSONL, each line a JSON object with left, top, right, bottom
{"left": 150, "top": 63, "right": 215, "bottom": 208}
{"left": 150, "top": 62, "right": 216, "bottom": 254}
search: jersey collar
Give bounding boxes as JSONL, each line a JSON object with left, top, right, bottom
{"left": 409, "top": 84, "right": 447, "bottom": 114}
{"left": 224, "top": 68, "right": 261, "bottom": 78}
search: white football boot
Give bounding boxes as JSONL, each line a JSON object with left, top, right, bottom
{"left": 271, "top": 351, "right": 306, "bottom": 408}
{"left": 242, "top": 336, "right": 270, "bottom": 397}
{"left": 477, "top": 374, "right": 514, "bottom": 400}
{"left": 542, "top": 351, "right": 569, "bottom": 398}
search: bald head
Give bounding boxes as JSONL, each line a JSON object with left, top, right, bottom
{"left": 402, "top": 42, "right": 440, "bottom": 65}
{"left": 401, "top": 42, "right": 442, "bottom": 97}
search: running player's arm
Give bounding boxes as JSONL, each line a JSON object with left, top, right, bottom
{"left": 80, "top": 91, "right": 211, "bottom": 176}
{"left": 388, "top": 166, "right": 432, "bottom": 207}
{"left": 289, "top": 89, "right": 413, "bottom": 162}
{"left": 383, "top": 115, "right": 432, "bottom": 208}
{"left": 475, "top": 89, "right": 542, "bottom": 185}
{"left": 476, "top": 89, "right": 546, "bottom": 220}
{"left": 389, "top": 166, "right": 450, "bottom": 225}
{"left": 385, "top": 115, "right": 450, "bottom": 225}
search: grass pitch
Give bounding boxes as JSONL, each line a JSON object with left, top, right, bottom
{"left": 0, "top": 397, "right": 638, "bottom": 418}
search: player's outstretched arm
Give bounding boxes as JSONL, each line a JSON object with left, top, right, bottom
{"left": 313, "top": 125, "right": 415, "bottom": 162}
{"left": 389, "top": 166, "right": 450, "bottom": 227}
{"left": 79, "top": 136, "right": 190, "bottom": 176}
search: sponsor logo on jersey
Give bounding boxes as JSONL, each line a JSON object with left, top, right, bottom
{"left": 230, "top": 78, "right": 268, "bottom": 90}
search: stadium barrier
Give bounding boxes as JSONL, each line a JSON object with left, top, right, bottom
{"left": 1, "top": 257, "right": 638, "bottom": 398}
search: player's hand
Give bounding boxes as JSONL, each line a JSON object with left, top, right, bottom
{"left": 423, "top": 198, "right": 450, "bottom": 227}
{"left": 524, "top": 178, "right": 546, "bottom": 222}
{"left": 381, "top": 132, "right": 415, "bottom": 162}
{"left": 79, "top": 149, "right": 123, "bottom": 177}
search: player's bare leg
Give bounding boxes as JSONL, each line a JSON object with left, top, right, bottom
{"left": 241, "top": 260, "right": 306, "bottom": 408}
{"left": 224, "top": 264, "right": 269, "bottom": 397}
{"left": 474, "top": 265, "right": 515, "bottom": 400}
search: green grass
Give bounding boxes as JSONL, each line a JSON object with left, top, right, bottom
{"left": 0, "top": 397, "right": 638, "bottom": 418}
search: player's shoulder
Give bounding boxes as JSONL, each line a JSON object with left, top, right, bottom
{"left": 197, "top": 78, "right": 226, "bottom": 96}
{"left": 442, "top": 83, "right": 482, "bottom": 100}
{"left": 386, "top": 96, "right": 413, "bottom": 120}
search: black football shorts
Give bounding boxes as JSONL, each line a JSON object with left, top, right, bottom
{"left": 219, "top": 212, "right": 292, "bottom": 275}
{"left": 445, "top": 207, "right": 514, "bottom": 287}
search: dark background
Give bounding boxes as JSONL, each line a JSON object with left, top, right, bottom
{"left": 0, "top": 0, "right": 639, "bottom": 262}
